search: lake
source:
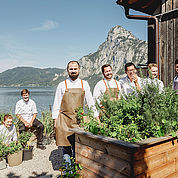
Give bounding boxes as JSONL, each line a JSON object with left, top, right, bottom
{"left": 0, "top": 87, "right": 57, "bottom": 117}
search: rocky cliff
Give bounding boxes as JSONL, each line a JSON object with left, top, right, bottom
{"left": 60, "top": 25, "right": 147, "bottom": 88}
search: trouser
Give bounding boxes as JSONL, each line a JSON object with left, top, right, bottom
{"left": 19, "top": 119, "right": 44, "bottom": 144}
{"left": 62, "top": 134, "right": 75, "bottom": 158}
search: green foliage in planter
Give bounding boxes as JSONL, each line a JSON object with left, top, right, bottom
{"left": 19, "top": 131, "right": 32, "bottom": 148}
{"left": 40, "top": 111, "right": 54, "bottom": 137}
{"left": 79, "top": 84, "right": 178, "bottom": 143}
{"left": 60, "top": 157, "right": 82, "bottom": 178}
{"left": 0, "top": 139, "right": 7, "bottom": 158}
{"left": 3, "top": 141, "right": 22, "bottom": 156}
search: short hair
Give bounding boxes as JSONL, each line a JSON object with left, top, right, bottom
{"left": 175, "top": 59, "right": 178, "bottom": 65}
{"left": 125, "top": 62, "right": 136, "bottom": 71}
{"left": 3, "top": 114, "right": 13, "bottom": 122}
{"left": 148, "top": 63, "right": 158, "bottom": 70}
{"left": 21, "top": 89, "right": 30, "bottom": 96}
{"left": 101, "top": 64, "right": 112, "bottom": 74}
{"left": 67, "top": 61, "right": 80, "bottom": 71}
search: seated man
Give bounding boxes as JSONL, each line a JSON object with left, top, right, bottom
{"left": 0, "top": 114, "right": 17, "bottom": 144}
{"left": 15, "top": 89, "right": 46, "bottom": 150}
{"left": 119, "top": 62, "right": 144, "bottom": 96}
{"left": 147, "top": 63, "right": 164, "bottom": 93}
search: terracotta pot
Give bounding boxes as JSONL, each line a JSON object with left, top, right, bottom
{"left": 0, "top": 158, "right": 6, "bottom": 170}
{"left": 7, "top": 150, "right": 23, "bottom": 167}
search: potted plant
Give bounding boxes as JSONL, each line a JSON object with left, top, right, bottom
{"left": 73, "top": 85, "right": 178, "bottom": 177}
{"left": 6, "top": 141, "right": 23, "bottom": 167}
{"left": 19, "top": 131, "right": 33, "bottom": 161}
{"left": 0, "top": 139, "right": 7, "bottom": 170}
{"left": 41, "top": 111, "right": 54, "bottom": 145}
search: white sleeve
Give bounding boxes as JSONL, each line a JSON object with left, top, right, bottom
{"left": 32, "top": 101, "right": 38, "bottom": 114}
{"left": 15, "top": 101, "right": 20, "bottom": 115}
{"left": 84, "top": 81, "right": 99, "bottom": 117}
{"left": 93, "top": 82, "right": 103, "bottom": 104}
{"left": 52, "top": 83, "right": 64, "bottom": 119}
{"left": 12, "top": 125, "right": 17, "bottom": 142}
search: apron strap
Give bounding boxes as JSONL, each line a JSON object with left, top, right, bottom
{"left": 114, "top": 80, "right": 119, "bottom": 91}
{"left": 65, "top": 80, "right": 68, "bottom": 92}
{"left": 81, "top": 80, "right": 84, "bottom": 92}
{"left": 103, "top": 79, "right": 108, "bottom": 90}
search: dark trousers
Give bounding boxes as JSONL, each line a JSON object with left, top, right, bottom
{"left": 62, "top": 134, "right": 75, "bottom": 158}
{"left": 19, "top": 119, "right": 44, "bottom": 144}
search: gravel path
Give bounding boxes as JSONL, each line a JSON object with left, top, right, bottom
{"left": 0, "top": 140, "right": 63, "bottom": 178}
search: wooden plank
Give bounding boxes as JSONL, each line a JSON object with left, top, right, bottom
{"left": 76, "top": 153, "right": 128, "bottom": 178}
{"left": 166, "top": 0, "right": 174, "bottom": 84}
{"left": 75, "top": 134, "right": 133, "bottom": 161}
{"left": 146, "top": 160, "right": 176, "bottom": 178}
{"left": 76, "top": 142, "right": 131, "bottom": 176}
{"left": 134, "top": 138, "right": 178, "bottom": 160}
{"left": 134, "top": 146, "right": 177, "bottom": 175}
{"left": 73, "top": 128, "right": 139, "bottom": 149}
{"left": 80, "top": 167, "right": 102, "bottom": 178}
{"left": 160, "top": 20, "right": 168, "bottom": 85}
{"left": 165, "top": 172, "right": 178, "bottom": 178}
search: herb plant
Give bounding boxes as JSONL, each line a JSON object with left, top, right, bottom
{"left": 80, "top": 84, "right": 178, "bottom": 143}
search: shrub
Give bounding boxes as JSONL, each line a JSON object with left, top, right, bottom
{"left": 79, "top": 84, "right": 178, "bottom": 143}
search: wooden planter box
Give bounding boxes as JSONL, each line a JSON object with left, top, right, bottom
{"left": 72, "top": 128, "right": 178, "bottom": 178}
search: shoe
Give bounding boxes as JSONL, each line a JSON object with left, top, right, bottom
{"left": 37, "top": 144, "right": 46, "bottom": 150}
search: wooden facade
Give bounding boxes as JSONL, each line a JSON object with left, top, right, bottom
{"left": 159, "top": 0, "right": 178, "bottom": 86}
{"left": 117, "top": 0, "right": 178, "bottom": 86}
{"left": 73, "top": 128, "right": 178, "bottom": 178}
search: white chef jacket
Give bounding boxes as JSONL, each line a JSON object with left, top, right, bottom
{"left": 0, "top": 124, "right": 17, "bottom": 144}
{"left": 119, "top": 76, "right": 144, "bottom": 96}
{"left": 52, "top": 77, "right": 99, "bottom": 119}
{"left": 15, "top": 99, "right": 37, "bottom": 123}
{"left": 93, "top": 78, "right": 122, "bottom": 104}
{"left": 173, "top": 76, "right": 178, "bottom": 93}
{"left": 147, "top": 78, "right": 164, "bottom": 93}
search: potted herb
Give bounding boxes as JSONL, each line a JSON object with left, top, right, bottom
{"left": 73, "top": 85, "right": 178, "bottom": 177}
{"left": 41, "top": 111, "right": 54, "bottom": 145}
{"left": 0, "top": 139, "right": 7, "bottom": 170}
{"left": 6, "top": 141, "right": 23, "bottom": 167}
{"left": 19, "top": 131, "right": 33, "bottom": 161}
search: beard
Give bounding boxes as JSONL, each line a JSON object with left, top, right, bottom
{"left": 104, "top": 73, "right": 112, "bottom": 80}
{"left": 69, "top": 73, "right": 79, "bottom": 80}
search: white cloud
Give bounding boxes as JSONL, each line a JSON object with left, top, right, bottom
{"left": 30, "top": 20, "right": 59, "bottom": 31}
{"left": 0, "top": 36, "right": 38, "bottom": 73}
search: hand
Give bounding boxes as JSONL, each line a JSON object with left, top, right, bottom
{"left": 29, "top": 122, "right": 33, "bottom": 127}
{"left": 95, "top": 116, "right": 101, "bottom": 125}
{"left": 131, "top": 74, "right": 138, "bottom": 84}
{"left": 24, "top": 122, "right": 31, "bottom": 128}
{"left": 54, "top": 119, "right": 57, "bottom": 128}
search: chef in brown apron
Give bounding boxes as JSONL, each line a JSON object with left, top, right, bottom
{"left": 52, "top": 61, "right": 99, "bottom": 160}
{"left": 93, "top": 64, "right": 122, "bottom": 104}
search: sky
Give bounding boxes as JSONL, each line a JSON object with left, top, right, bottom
{"left": 0, "top": 0, "right": 148, "bottom": 73}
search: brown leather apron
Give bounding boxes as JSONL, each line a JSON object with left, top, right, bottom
{"left": 55, "top": 80, "right": 85, "bottom": 146}
{"left": 103, "top": 79, "right": 119, "bottom": 100}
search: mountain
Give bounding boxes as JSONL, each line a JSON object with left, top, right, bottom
{"left": 0, "top": 67, "right": 64, "bottom": 87}
{"left": 56, "top": 25, "right": 148, "bottom": 89}
{"left": 0, "top": 25, "right": 147, "bottom": 88}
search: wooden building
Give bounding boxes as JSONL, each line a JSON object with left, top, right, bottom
{"left": 117, "top": 0, "right": 178, "bottom": 86}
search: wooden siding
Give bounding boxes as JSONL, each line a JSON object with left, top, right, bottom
{"left": 159, "top": 0, "right": 177, "bottom": 86}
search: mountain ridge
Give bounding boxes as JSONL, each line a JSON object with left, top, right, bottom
{"left": 0, "top": 25, "right": 148, "bottom": 88}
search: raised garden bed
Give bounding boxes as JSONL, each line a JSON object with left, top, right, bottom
{"left": 72, "top": 128, "right": 178, "bottom": 178}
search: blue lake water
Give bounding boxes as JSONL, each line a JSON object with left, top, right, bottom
{"left": 0, "top": 87, "right": 57, "bottom": 117}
